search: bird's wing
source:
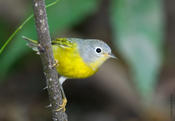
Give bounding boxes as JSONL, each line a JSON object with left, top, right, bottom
{"left": 52, "top": 38, "right": 75, "bottom": 48}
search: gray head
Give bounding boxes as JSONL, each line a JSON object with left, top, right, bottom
{"left": 69, "top": 38, "right": 116, "bottom": 64}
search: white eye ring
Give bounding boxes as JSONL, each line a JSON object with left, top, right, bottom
{"left": 95, "top": 47, "right": 102, "bottom": 54}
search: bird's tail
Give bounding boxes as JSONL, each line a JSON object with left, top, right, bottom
{"left": 22, "top": 36, "right": 39, "bottom": 54}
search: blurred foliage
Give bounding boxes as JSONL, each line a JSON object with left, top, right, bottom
{"left": 0, "top": 0, "right": 100, "bottom": 80}
{"left": 111, "top": 0, "right": 164, "bottom": 100}
{"left": 0, "top": 20, "right": 10, "bottom": 46}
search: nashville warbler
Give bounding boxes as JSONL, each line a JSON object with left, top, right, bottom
{"left": 23, "top": 36, "right": 116, "bottom": 112}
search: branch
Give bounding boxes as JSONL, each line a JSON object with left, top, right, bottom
{"left": 32, "top": 0, "right": 68, "bottom": 121}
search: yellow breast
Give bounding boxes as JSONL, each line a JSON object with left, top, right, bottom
{"left": 52, "top": 44, "right": 97, "bottom": 79}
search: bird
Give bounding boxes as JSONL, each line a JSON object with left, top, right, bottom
{"left": 23, "top": 36, "right": 116, "bottom": 112}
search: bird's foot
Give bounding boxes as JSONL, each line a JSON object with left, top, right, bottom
{"left": 49, "top": 60, "right": 58, "bottom": 69}
{"left": 55, "top": 98, "right": 67, "bottom": 112}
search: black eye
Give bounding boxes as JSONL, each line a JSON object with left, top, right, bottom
{"left": 96, "top": 47, "right": 102, "bottom": 53}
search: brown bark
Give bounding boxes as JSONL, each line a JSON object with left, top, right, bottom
{"left": 32, "top": 0, "right": 68, "bottom": 121}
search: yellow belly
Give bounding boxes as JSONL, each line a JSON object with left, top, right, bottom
{"left": 52, "top": 45, "right": 97, "bottom": 78}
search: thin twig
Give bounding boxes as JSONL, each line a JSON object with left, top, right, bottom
{"left": 32, "top": 0, "right": 68, "bottom": 121}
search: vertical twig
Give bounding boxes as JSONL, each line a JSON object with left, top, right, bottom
{"left": 32, "top": 0, "right": 68, "bottom": 121}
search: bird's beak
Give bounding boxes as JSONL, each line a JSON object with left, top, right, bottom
{"left": 108, "top": 53, "right": 117, "bottom": 59}
{"left": 103, "top": 53, "right": 117, "bottom": 59}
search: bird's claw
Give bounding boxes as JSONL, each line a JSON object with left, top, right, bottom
{"left": 55, "top": 98, "right": 67, "bottom": 112}
{"left": 49, "top": 60, "right": 58, "bottom": 69}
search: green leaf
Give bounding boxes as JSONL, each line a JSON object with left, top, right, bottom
{"left": 110, "top": 0, "right": 164, "bottom": 100}
{"left": 0, "top": 0, "right": 100, "bottom": 80}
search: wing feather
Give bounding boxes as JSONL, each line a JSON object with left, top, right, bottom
{"left": 52, "top": 38, "right": 74, "bottom": 48}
